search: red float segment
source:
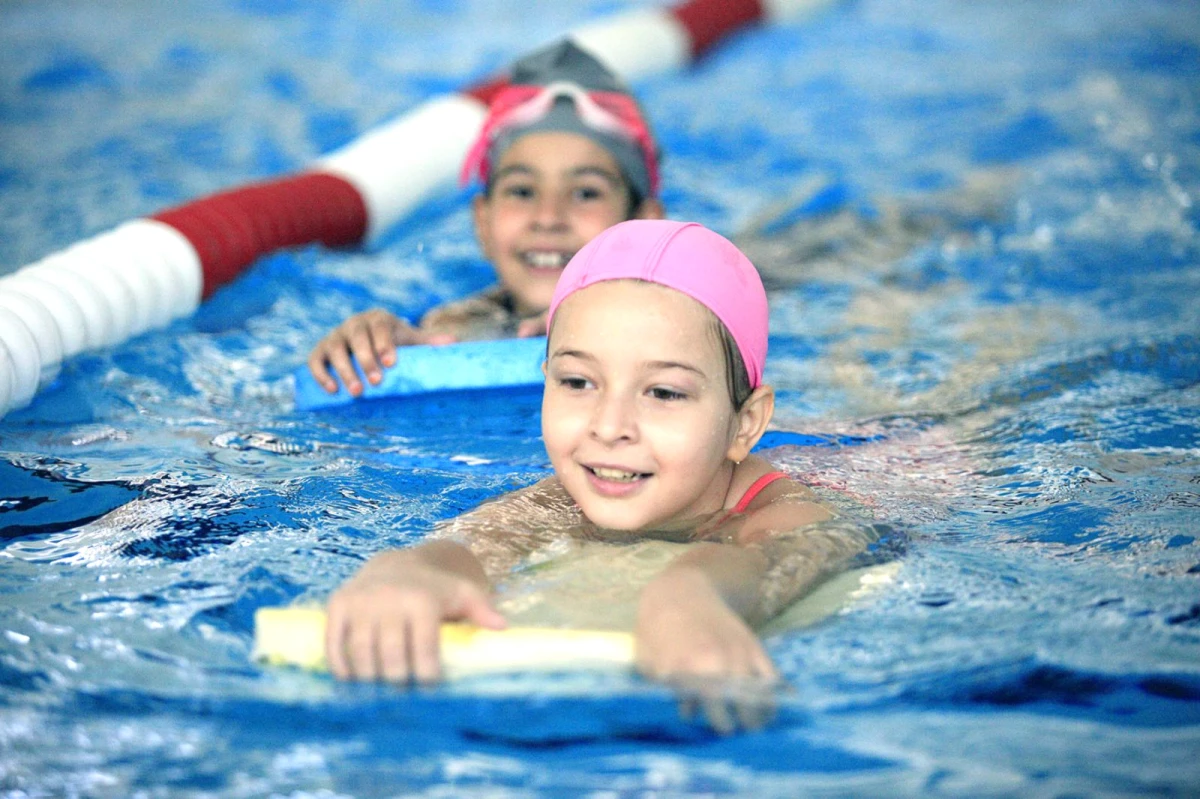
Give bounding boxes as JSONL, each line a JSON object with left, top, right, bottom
{"left": 152, "top": 172, "right": 368, "bottom": 298}
{"left": 670, "top": 0, "right": 765, "bottom": 58}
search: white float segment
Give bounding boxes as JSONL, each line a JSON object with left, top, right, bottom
{"left": 0, "top": 307, "right": 41, "bottom": 408}
{"left": 0, "top": 274, "right": 89, "bottom": 359}
{"left": 85, "top": 229, "right": 163, "bottom": 337}
{"left": 567, "top": 8, "right": 690, "bottom": 82}
{"left": 317, "top": 94, "right": 488, "bottom": 246}
{"left": 78, "top": 230, "right": 146, "bottom": 335}
{"left": 0, "top": 219, "right": 205, "bottom": 417}
{"left": 761, "top": 0, "right": 839, "bottom": 22}
{"left": 125, "top": 222, "right": 199, "bottom": 326}
{"left": 60, "top": 239, "right": 148, "bottom": 341}
{"left": 121, "top": 219, "right": 204, "bottom": 319}
{"left": 0, "top": 290, "right": 63, "bottom": 386}
{"left": 36, "top": 254, "right": 136, "bottom": 348}
{"left": 104, "top": 240, "right": 173, "bottom": 333}
{"left": 2, "top": 269, "right": 106, "bottom": 357}
{"left": 0, "top": 336, "right": 16, "bottom": 414}
{"left": 25, "top": 252, "right": 118, "bottom": 349}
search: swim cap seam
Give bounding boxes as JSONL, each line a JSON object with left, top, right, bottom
{"left": 645, "top": 222, "right": 698, "bottom": 281}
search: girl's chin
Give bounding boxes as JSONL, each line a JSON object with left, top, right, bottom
{"left": 520, "top": 266, "right": 565, "bottom": 289}
{"left": 576, "top": 500, "right": 665, "bottom": 534}
{"left": 581, "top": 515, "right": 645, "bottom": 534}
{"left": 510, "top": 286, "right": 555, "bottom": 315}
{"left": 524, "top": 266, "right": 566, "bottom": 279}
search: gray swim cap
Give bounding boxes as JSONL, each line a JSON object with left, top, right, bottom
{"left": 483, "top": 39, "right": 659, "bottom": 201}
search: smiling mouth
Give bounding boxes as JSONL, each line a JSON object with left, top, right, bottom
{"left": 587, "top": 465, "right": 649, "bottom": 483}
{"left": 522, "top": 250, "right": 572, "bottom": 270}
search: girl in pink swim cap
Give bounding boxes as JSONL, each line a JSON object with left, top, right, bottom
{"left": 324, "top": 220, "right": 875, "bottom": 733}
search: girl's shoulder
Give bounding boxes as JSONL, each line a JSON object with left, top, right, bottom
{"left": 728, "top": 455, "right": 818, "bottom": 512}
{"left": 724, "top": 457, "right": 833, "bottom": 541}
{"left": 418, "top": 286, "right": 517, "bottom": 339}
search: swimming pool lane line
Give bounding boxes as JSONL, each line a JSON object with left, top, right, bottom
{"left": 0, "top": 0, "right": 839, "bottom": 420}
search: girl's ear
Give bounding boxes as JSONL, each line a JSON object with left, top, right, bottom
{"left": 472, "top": 193, "right": 495, "bottom": 260}
{"left": 633, "top": 196, "right": 665, "bottom": 220}
{"left": 727, "top": 385, "right": 775, "bottom": 464}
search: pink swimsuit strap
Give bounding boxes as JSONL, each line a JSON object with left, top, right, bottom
{"left": 732, "top": 471, "right": 789, "bottom": 514}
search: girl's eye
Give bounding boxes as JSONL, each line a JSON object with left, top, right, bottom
{"left": 500, "top": 184, "right": 535, "bottom": 200}
{"left": 649, "top": 386, "right": 687, "bottom": 401}
{"left": 573, "top": 186, "right": 604, "bottom": 202}
{"left": 559, "top": 376, "right": 591, "bottom": 391}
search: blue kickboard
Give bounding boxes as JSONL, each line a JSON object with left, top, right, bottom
{"left": 294, "top": 336, "right": 547, "bottom": 410}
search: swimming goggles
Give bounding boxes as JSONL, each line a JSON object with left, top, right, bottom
{"left": 460, "top": 81, "right": 660, "bottom": 195}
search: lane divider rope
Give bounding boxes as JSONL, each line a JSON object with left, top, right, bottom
{"left": 0, "top": 0, "right": 834, "bottom": 417}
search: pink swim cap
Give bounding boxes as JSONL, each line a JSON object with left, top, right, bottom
{"left": 547, "top": 219, "right": 768, "bottom": 388}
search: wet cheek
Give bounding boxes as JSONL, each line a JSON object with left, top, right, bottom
{"left": 491, "top": 218, "right": 527, "bottom": 252}
{"left": 575, "top": 206, "right": 626, "bottom": 235}
{"left": 653, "top": 422, "right": 727, "bottom": 463}
{"left": 541, "top": 401, "right": 581, "bottom": 447}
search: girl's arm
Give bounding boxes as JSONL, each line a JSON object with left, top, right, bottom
{"left": 634, "top": 542, "right": 779, "bottom": 735}
{"left": 636, "top": 480, "right": 876, "bottom": 678}
{"left": 635, "top": 542, "right": 776, "bottom": 681}
{"left": 635, "top": 489, "right": 877, "bottom": 733}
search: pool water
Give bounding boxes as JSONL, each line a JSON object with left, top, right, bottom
{"left": 2, "top": 0, "right": 1199, "bottom": 796}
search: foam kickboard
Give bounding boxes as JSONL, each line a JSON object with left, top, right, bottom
{"left": 294, "top": 336, "right": 547, "bottom": 409}
{"left": 253, "top": 606, "right": 635, "bottom": 678}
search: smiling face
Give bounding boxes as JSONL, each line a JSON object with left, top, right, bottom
{"left": 542, "top": 280, "right": 755, "bottom": 532}
{"left": 472, "top": 131, "right": 651, "bottom": 317}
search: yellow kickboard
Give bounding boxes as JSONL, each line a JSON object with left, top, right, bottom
{"left": 252, "top": 562, "right": 899, "bottom": 678}
{"left": 252, "top": 607, "right": 636, "bottom": 679}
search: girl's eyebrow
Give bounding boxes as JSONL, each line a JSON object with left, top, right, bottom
{"left": 549, "top": 347, "right": 593, "bottom": 362}
{"left": 567, "top": 166, "right": 622, "bottom": 186}
{"left": 491, "top": 164, "right": 536, "bottom": 182}
{"left": 550, "top": 348, "right": 706, "bottom": 378}
{"left": 644, "top": 359, "right": 706, "bottom": 378}
{"left": 494, "top": 164, "right": 622, "bottom": 187}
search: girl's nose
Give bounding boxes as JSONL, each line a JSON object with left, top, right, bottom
{"left": 589, "top": 390, "right": 637, "bottom": 445}
{"left": 532, "top": 193, "right": 568, "bottom": 230}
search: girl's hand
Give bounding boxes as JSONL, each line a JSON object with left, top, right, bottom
{"left": 307, "top": 308, "right": 458, "bottom": 396}
{"left": 635, "top": 568, "right": 779, "bottom": 734}
{"left": 324, "top": 550, "right": 504, "bottom": 684}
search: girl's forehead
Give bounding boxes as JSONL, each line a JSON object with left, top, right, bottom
{"left": 496, "top": 131, "right": 623, "bottom": 176}
{"left": 560, "top": 278, "right": 698, "bottom": 313}
{"left": 551, "top": 280, "right": 722, "bottom": 346}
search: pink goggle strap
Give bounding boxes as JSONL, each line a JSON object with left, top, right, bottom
{"left": 459, "top": 83, "right": 659, "bottom": 195}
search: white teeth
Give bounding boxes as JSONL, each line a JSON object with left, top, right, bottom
{"left": 524, "top": 251, "right": 568, "bottom": 269}
{"left": 591, "top": 467, "right": 642, "bottom": 482}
